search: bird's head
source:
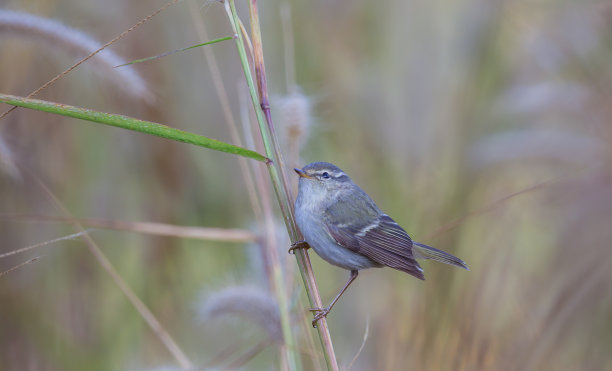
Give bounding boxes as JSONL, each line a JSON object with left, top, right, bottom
{"left": 294, "top": 162, "right": 354, "bottom": 197}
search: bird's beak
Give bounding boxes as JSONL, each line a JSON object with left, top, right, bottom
{"left": 294, "top": 168, "right": 313, "bottom": 179}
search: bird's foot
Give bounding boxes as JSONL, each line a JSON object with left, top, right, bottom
{"left": 288, "top": 240, "right": 309, "bottom": 254}
{"left": 309, "top": 306, "right": 331, "bottom": 328}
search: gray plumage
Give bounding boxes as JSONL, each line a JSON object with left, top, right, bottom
{"left": 294, "top": 162, "right": 468, "bottom": 279}
{"left": 294, "top": 162, "right": 469, "bottom": 326}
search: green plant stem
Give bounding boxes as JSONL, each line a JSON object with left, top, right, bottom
{"left": 246, "top": 0, "right": 339, "bottom": 367}
{"left": 225, "top": 1, "right": 338, "bottom": 370}
{"left": 185, "top": 11, "right": 295, "bottom": 368}
{"left": 224, "top": 2, "right": 294, "bottom": 233}
{"left": 247, "top": 0, "right": 298, "bottom": 228}
{"left": 224, "top": 3, "right": 300, "bottom": 370}
{"left": 0, "top": 94, "right": 268, "bottom": 162}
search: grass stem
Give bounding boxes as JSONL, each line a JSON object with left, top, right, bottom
{"left": 226, "top": 1, "right": 338, "bottom": 369}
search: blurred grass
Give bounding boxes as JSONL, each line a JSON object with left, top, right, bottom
{"left": 1, "top": 0, "right": 612, "bottom": 370}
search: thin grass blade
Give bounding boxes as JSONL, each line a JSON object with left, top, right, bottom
{"left": 115, "top": 35, "right": 235, "bottom": 67}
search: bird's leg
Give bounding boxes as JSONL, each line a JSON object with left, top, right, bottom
{"left": 310, "top": 270, "right": 359, "bottom": 327}
{"left": 288, "top": 240, "right": 309, "bottom": 254}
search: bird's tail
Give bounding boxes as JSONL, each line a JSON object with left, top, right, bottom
{"left": 412, "top": 242, "right": 469, "bottom": 271}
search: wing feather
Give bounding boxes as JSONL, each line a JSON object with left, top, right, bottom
{"left": 323, "top": 193, "right": 424, "bottom": 279}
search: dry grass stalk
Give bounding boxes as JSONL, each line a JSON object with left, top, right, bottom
{"left": 0, "top": 230, "right": 91, "bottom": 259}
{"left": 0, "top": 257, "right": 39, "bottom": 278}
{"left": 3, "top": 215, "right": 256, "bottom": 243}
{"left": 26, "top": 169, "right": 194, "bottom": 370}
{"left": 0, "top": 1, "right": 180, "bottom": 121}
{"left": 0, "top": 10, "right": 153, "bottom": 103}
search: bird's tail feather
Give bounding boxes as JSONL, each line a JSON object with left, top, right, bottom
{"left": 412, "top": 242, "right": 469, "bottom": 271}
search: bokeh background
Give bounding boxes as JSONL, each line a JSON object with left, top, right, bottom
{"left": 1, "top": 0, "right": 611, "bottom": 370}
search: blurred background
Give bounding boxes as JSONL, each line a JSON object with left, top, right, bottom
{"left": 1, "top": 0, "right": 611, "bottom": 369}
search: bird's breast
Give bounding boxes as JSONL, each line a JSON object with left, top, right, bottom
{"left": 295, "top": 195, "right": 379, "bottom": 271}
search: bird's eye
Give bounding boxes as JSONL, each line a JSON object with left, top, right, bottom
{"left": 321, "top": 172, "right": 330, "bottom": 179}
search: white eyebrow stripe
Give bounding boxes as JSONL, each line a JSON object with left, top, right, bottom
{"left": 313, "top": 170, "right": 346, "bottom": 178}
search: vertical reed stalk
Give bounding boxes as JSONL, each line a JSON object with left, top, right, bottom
{"left": 225, "top": 1, "right": 339, "bottom": 369}
{"left": 188, "top": 4, "right": 295, "bottom": 367}
{"left": 224, "top": 4, "right": 300, "bottom": 370}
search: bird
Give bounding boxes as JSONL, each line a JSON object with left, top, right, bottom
{"left": 292, "top": 161, "right": 469, "bottom": 327}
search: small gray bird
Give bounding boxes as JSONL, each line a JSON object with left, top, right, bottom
{"left": 293, "top": 162, "right": 469, "bottom": 326}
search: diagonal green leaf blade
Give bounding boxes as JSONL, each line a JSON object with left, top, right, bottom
{"left": 0, "top": 94, "right": 268, "bottom": 162}
{"left": 115, "top": 36, "right": 235, "bottom": 68}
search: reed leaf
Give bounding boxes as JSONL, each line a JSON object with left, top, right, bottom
{"left": 0, "top": 94, "right": 268, "bottom": 162}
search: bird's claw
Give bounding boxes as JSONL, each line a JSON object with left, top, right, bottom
{"left": 288, "top": 240, "right": 309, "bottom": 254}
{"left": 309, "top": 307, "right": 331, "bottom": 328}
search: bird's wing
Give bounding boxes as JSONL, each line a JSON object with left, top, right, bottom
{"left": 323, "top": 191, "right": 424, "bottom": 279}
